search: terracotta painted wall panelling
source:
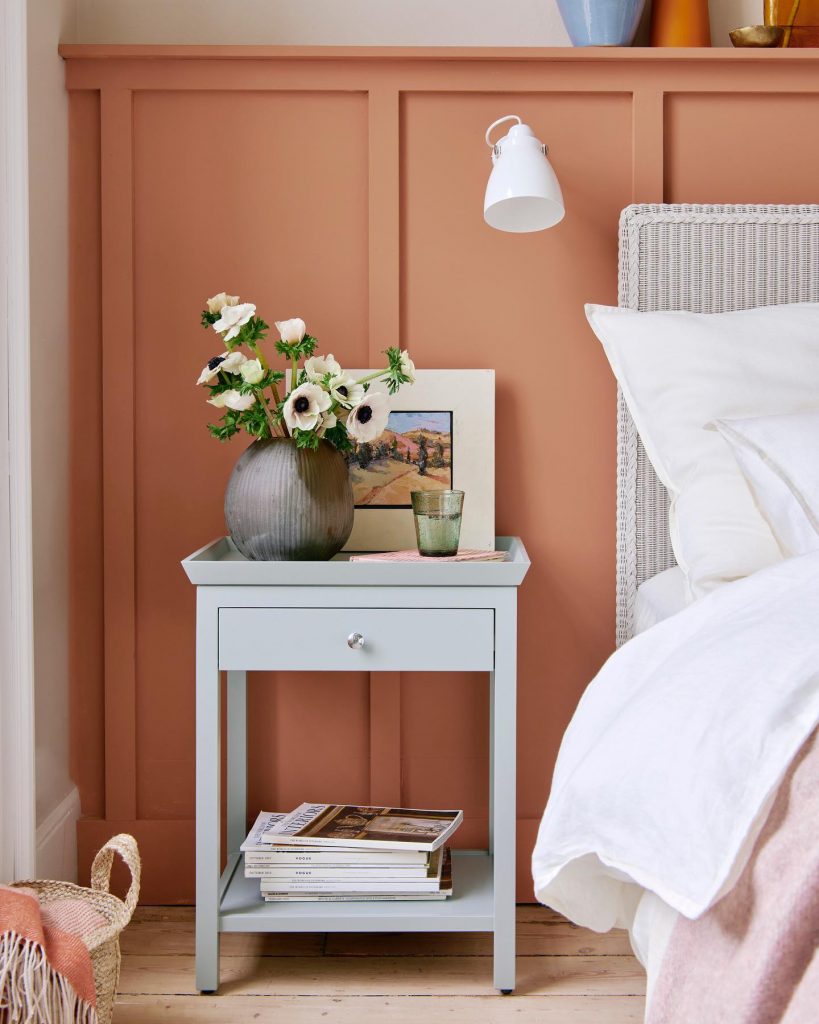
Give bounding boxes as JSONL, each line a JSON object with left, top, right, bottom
{"left": 68, "top": 89, "right": 105, "bottom": 820}
{"left": 63, "top": 48, "right": 819, "bottom": 903}
{"left": 401, "top": 672, "right": 490, "bottom": 850}
{"left": 130, "top": 89, "right": 371, "bottom": 821}
{"left": 665, "top": 93, "right": 819, "bottom": 204}
{"left": 401, "top": 91, "right": 632, "bottom": 823}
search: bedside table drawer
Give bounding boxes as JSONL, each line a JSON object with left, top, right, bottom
{"left": 218, "top": 607, "right": 494, "bottom": 671}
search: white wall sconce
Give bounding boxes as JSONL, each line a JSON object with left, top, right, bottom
{"left": 483, "top": 115, "right": 565, "bottom": 233}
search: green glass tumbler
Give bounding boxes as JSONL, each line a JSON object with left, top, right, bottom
{"left": 411, "top": 490, "right": 465, "bottom": 557}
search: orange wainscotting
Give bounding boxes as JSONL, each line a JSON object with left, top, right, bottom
{"left": 62, "top": 46, "right": 819, "bottom": 903}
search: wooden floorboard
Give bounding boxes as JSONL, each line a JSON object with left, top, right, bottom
{"left": 114, "top": 994, "right": 647, "bottom": 1023}
{"left": 114, "top": 905, "right": 646, "bottom": 1022}
{"left": 123, "top": 906, "right": 633, "bottom": 958}
{"left": 120, "top": 922, "right": 325, "bottom": 957}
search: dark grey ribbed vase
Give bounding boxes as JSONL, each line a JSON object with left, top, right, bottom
{"left": 224, "top": 438, "right": 354, "bottom": 561}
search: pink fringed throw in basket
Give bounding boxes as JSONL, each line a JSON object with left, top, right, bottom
{"left": 3, "top": 834, "right": 140, "bottom": 1024}
{"left": 0, "top": 884, "right": 101, "bottom": 1023}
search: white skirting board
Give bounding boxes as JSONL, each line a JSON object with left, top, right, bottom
{"left": 35, "top": 786, "right": 80, "bottom": 882}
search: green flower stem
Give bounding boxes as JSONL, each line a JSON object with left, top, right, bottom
{"left": 247, "top": 340, "right": 288, "bottom": 437}
{"left": 291, "top": 354, "right": 299, "bottom": 395}
{"left": 351, "top": 369, "right": 388, "bottom": 387}
{"left": 249, "top": 340, "right": 269, "bottom": 372}
{"left": 328, "top": 398, "right": 349, "bottom": 419}
{"left": 258, "top": 391, "right": 282, "bottom": 438}
{"left": 268, "top": 381, "right": 287, "bottom": 435}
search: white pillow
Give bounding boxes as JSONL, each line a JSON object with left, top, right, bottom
{"left": 634, "top": 565, "right": 688, "bottom": 635}
{"left": 586, "top": 302, "right": 819, "bottom": 598}
{"left": 713, "top": 411, "right": 819, "bottom": 558}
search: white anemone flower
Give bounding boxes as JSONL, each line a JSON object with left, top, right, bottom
{"left": 207, "top": 389, "right": 256, "bottom": 411}
{"left": 304, "top": 353, "right": 342, "bottom": 382}
{"left": 197, "top": 350, "right": 247, "bottom": 385}
{"left": 240, "top": 358, "right": 264, "bottom": 385}
{"left": 329, "top": 373, "right": 365, "bottom": 408}
{"left": 317, "top": 411, "right": 337, "bottom": 438}
{"left": 283, "top": 382, "right": 331, "bottom": 432}
{"left": 213, "top": 302, "right": 256, "bottom": 341}
{"left": 346, "top": 391, "right": 390, "bottom": 444}
{"left": 275, "top": 318, "right": 307, "bottom": 344}
{"left": 399, "top": 350, "right": 416, "bottom": 383}
{"left": 206, "top": 292, "right": 239, "bottom": 315}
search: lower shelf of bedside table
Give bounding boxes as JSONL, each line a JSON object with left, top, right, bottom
{"left": 218, "top": 850, "right": 495, "bottom": 933}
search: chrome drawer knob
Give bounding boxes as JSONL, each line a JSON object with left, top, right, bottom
{"left": 347, "top": 632, "right": 365, "bottom": 650}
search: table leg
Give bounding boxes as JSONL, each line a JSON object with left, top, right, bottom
{"left": 196, "top": 592, "right": 221, "bottom": 994}
{"left": 491, "top": 593, "right": 517, "bottom": 993}
{"left": 226, "top": 671, "right": 248, "bottom": 856}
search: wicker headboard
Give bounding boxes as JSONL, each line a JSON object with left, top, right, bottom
{"left": 615, "top": 203, "right": 819, "bottom": 647}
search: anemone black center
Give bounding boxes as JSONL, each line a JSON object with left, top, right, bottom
{"left": 207, "top": 355, "right": 226, "bottom": 371}
{"left": 294, "top": 396, "right": 310, "bottom": 413}
{"left": 357, "top": 406, "right": 373, "bottom": 424}
{"left": 337, "top": 386, "right": 348, "bottom": 398}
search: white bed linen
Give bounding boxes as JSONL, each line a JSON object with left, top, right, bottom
{"left": 532, "top": 550, "right": 819, "bottom": 929}
{"left": 616, "top": 565, "right": 690, "bottom": 1004}
{"left": 715, "top": 410, "right": 819, "bottom": 557}
{"left": 634, "top": 566, "right": 687, "bottom": 634}
{"left": 613, "top": 573, "right": 704, "bottom": 1008}
{"left": 631, "top": 890, "right": 679, "bottom": 1004}
{"left": 586, "top": 302, "right": 819, "bottom": 598}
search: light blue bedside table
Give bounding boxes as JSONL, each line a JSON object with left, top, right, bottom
{"left": 182, "top": 536, "right": 530, "bottom": 994}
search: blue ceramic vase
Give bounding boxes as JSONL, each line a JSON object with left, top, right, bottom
{"left": 557, "top": 0, "right": 647, "bottom": 46}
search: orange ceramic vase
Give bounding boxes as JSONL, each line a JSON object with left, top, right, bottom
{"left": 651, "top": 0, "right": 711, "bottom": 45}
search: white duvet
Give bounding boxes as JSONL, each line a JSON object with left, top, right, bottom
{"left": 532, "top": 551, "right": 819, "bottom": 930}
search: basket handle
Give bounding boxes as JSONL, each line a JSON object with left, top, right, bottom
{"left": 91, "top": 833, "right": 141, "bottom": 921}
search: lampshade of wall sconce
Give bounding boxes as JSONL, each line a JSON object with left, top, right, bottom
{"left": 651, "top": 0, "right": 711, "bottom": 46}
{"left": 483, "top": 116, "right": 565, "bottom": 233}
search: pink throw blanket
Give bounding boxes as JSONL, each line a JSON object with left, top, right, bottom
{"left": 0, "top": 884, "right": 104, "bottom": 1023}
{"left": 648, "top": 727, "right": 819, "bottom": 1024}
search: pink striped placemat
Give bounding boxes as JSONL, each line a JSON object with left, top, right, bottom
{"left": 349, "top": 549, "right": 506, "bottom": 563}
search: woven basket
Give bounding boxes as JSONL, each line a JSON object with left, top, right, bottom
{"left": 12, "top": 834, "right": 141, "bottom": 1024}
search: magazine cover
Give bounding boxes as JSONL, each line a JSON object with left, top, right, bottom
{"left": 239, "top": 811, "right": 292, "bottom": 853}
{"left": 260, "top": 804, "right": 463, "bottom": 852}
{"left": 241, "top": 809, "right": 429, "bottom": 864}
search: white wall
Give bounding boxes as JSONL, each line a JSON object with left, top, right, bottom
{"left": 711, "top": 0, "right": 760, "bottom": 43}
{"left": 28, "top": 0, "right": 79, "bottom": 880}
{"left": 74, "top": 0, "right": 570, "bottom": 45}
{"left": 72, "top": 0, "right": 759, "bottom": 46}
{"left": 1, "top": 0, "right": 37, "bottom": 883}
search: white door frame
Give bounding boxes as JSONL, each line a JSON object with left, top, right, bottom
{"left": 0, "top": 0, "right": 36, "bottom": 881}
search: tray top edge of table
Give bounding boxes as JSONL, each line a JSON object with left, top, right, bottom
{"left": 182, "top": 536, "right": 529, "bottom": 588}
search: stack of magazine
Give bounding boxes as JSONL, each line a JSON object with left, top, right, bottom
{"left": 240, "top": 803, "right": 462, "bottom": 902}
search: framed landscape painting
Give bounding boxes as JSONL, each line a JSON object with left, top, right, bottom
{"left": 350, "top": 410, "right": 453, "bottom": 509}
{"left": 342, "top": 369, "right": 494, "bottom": 552}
